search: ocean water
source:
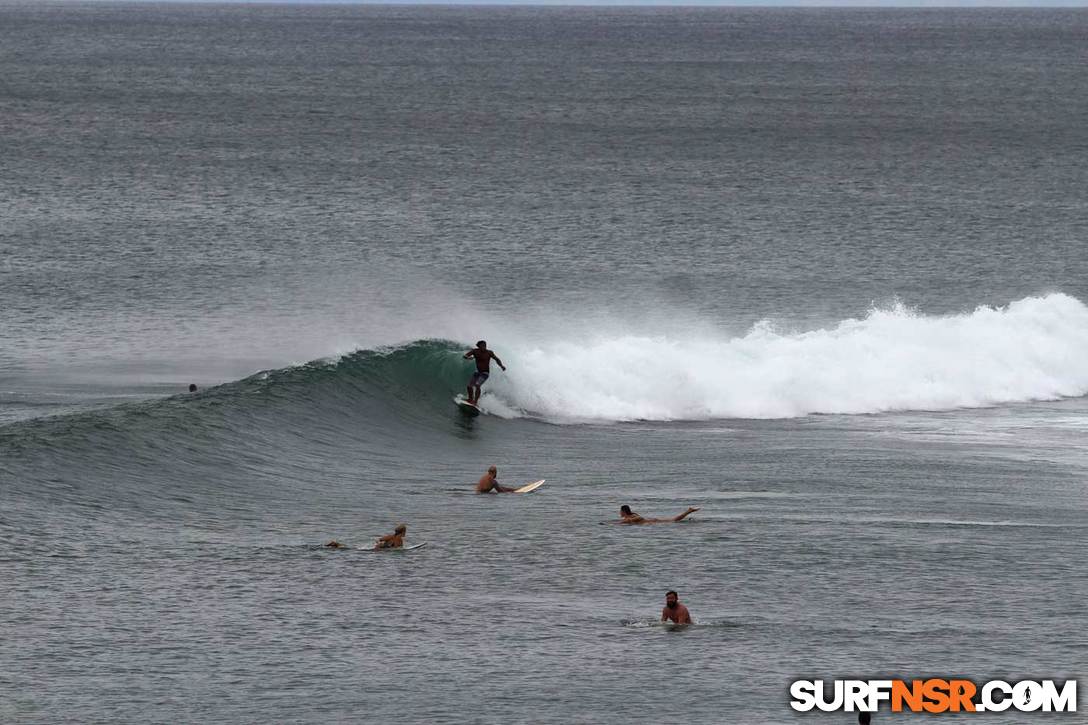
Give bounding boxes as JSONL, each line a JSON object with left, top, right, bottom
{"left": 2, "top": 4, "right": 1087, "bottom": 723}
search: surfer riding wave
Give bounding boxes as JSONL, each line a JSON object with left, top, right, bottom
{"left": 463, "top": 340, "right": 506, "bottom": 405}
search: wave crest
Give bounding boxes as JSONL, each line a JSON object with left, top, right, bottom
{"left": 484, "top": 293, "right": 1088, "bottom": 420}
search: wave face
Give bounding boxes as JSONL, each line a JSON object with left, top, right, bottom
{"left": 5, "top": 294, "right": 1088, "bottom": 454}
{"left": 481, "top": 293, "right": 1088, "bottom": 421}
{"left": 3, "top": 293, "right": 1088, "bottom": 517}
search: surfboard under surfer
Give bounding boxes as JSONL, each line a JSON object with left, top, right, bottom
{"left": 615, "top": 504, "right": 700, "bottom": 524}
{"left": 475, "top": 465, "right": 516, "bottom": 493}
{"left": 463, "top": 340, "right": 505, "bottom": 405}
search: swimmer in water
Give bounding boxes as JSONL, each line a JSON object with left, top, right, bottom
{"left": 475, "top": 465, "right": 515, "bottom": 494}
{"left": 661, "top": 590, "right": 692, "bottom": 625}
{"left": 374, "top": 524, "right": 407, "bottom": 550}
{"left": 615, "top": 504, "right": 700, "bottom": 524}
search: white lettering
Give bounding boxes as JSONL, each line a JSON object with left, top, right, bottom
{"left": 789, "top": 681, "right": 817, "bottom": 712}
{"left": 1041, "top": 680, "right": 1077, "bottom": 712}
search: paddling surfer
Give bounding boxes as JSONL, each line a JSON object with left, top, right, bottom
{"left": 661, "top": 590, "right": 693, "bottom": 624}
{"left": 475, "top": 465, "right": 515, "bottom": 494}
{"left": 616, "top": 504, "right": 700, "bottom": 524}
{"left": 463, "top": 340, "right": 505, "bottom": 405}
{"left": 374, "top": 524, "right": 407, "bottom": 550}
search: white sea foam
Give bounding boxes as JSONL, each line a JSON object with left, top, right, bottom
{"left": 482, "top": 294, "right": 1088, "bottom": 421}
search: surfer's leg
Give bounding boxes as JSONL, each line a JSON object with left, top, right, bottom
{"left": 672, "top": 507, "right": 700, "bottom": 522}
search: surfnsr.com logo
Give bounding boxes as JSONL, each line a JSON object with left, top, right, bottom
{"left": 790, "top": 679, "right": 1077, "bottom": 714}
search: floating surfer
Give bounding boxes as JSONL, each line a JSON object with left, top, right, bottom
{"left": 614, "top": 504, "right": 700, "bottom": 524}
{"left": 475, "top": 465, "right": 516, "bottom": 494}
{"left": 374, "top": 524, "right": 407, "bottom": 549}
{"left": 324, "top": 540, "right": 347, "bottom": 549}
{"left": 661, "top": 590, "right": 693, "bottom": 624}
{"left": 463, "top": 340, "right": 506, "bottom": 405}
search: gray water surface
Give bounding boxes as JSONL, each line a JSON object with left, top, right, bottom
{"left": 2, "top": 5, "right": 1087, "bottom": 723}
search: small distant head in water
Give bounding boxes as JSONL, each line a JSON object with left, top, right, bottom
{"left": 488, "top": 465, "right": 497, "bottom": 476}
{"left": 665, "top": 591, "right": 679, "bottom": 608}
{"left": 324, "top": 540, "right": 345, "bottom": 549}
{"left": 620, "top": 505, "right": 633, "bottom": 516}
{"left": 188, "top": 383, "right": 197, "bottom": 392}
{"left": 395, "top": 524, "right": 407, "bottom": 535}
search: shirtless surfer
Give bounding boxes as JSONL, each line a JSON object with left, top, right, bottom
{"left": 615, "top": 504, "right": 700, "bottom": 524}
{"left": 475, "top": 465, "right": 515, "bottom": 494}
{"left": 661, "top": 590, "right": 693, "bottom": 624}
{"left": 463, "top": 340, "right": 506, "bottom": 405}
{"left": 374, "top": 524, "right": 407, "bottom": 550}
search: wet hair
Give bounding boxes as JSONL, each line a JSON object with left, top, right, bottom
{"left": 666, "top": 590, "right": 678, "bottom": 599}
{"left": 394, "top": 524, "right": 407, "bottom": 535}
{"left": 476, "top": 340, "right": 487, "bottom": 348}
{"left": 188, "top": 384, "right": 197, "bottom": 392}
{"left": 620, "top": 505, "right": 632, "bottom": 515}
{"left": 488, "top": 465, "right": 497, "bottom": 474}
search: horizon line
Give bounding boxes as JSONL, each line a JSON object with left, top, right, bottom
{"left": 28, "top": 0, "right": 1088, "bottom": 7}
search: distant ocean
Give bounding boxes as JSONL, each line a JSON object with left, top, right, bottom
{"left": 2, "top": 4, "right": 1086, "bottom": 723}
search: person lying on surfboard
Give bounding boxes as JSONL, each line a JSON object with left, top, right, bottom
{"left": 615, "top": 504, "right": 700, "bottom": 524}
{"left": 475, "top": 465, "right": 516, "bottom": 493}
{"left": 374, "top": 524, "right": 407, "bottom": 549}
{"left": 661, "top": 590, "right": 693, "bottom": 624}
{"left": 463, "top": 340, "right": 506, "bottom": 405}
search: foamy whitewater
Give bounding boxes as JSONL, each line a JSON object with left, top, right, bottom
{"left": 475, "top": 294, "right": 1088, "bottom": 421}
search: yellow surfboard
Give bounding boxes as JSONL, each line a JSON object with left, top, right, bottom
{"left": 514, "top": 479, "right": 546, "bottom": 494}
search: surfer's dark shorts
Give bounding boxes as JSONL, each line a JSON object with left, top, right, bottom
{"left": 470, "top": 371, "right": 490, "bottom": 387}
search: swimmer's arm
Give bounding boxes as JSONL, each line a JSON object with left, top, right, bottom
{"left": 490, "top": 351, "right": 506, "bottom": 370}
{"left": 463, "top": 350, "right": 475, "bottom": 359}
{"left": 661, "top": 608, "right": 669, "bottom": 622}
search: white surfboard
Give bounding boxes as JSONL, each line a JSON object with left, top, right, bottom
{"left": 454, "top": 396, "right": 480, "bottom": 416}
{"left": 514, "top": 479, "right": 546, "bottom": 494}
{"left": 364, "top": 542, "right": 428, "bottom": 552}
